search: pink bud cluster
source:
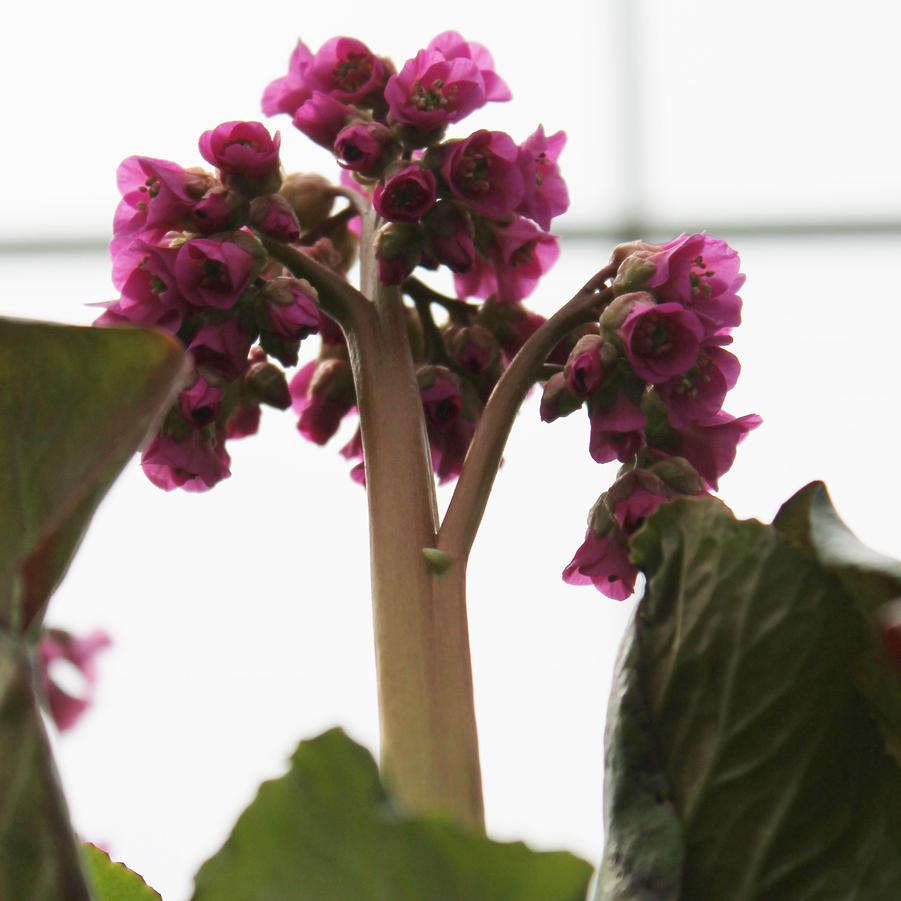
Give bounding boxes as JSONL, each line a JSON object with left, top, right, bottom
{"left": 261, "top": 32, "right": 569, "bottom": 483}
{"left": 545, "top": 234, "right": 761, "bottom": 599}
{"left": 99, "top": 122, "right": 329, "bottom": 491}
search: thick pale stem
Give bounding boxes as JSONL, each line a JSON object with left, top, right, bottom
{"left": 354, "top": 213, "right": 483, "bottom": 827}
{"left": 438, "top": 276, "right": 615, "bottom": 561}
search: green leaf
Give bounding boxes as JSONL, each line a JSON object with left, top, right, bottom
{"left": 0, "top": 633, "right": 91, "bottom": 900}
{"left": 0, "top": 318, "right": 187, "bottom": 633}
{"left": 82, "top": 843, "right": 161, "bottom": 900}
{"left": 192, "top": 728, "right": 592, "bottom": 901}
{"left": 598, "top": 496, "right": 901, "bottom": 900}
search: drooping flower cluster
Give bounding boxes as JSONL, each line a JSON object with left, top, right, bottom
{"left": 99, "top": 122, "right": 331, "bottom": 491}
{"left": 544, "top": 234, "right": 761, "bottom": 599}
{"left": 38, "top": 628, "right": 111, "bottom": 732}
{"left": 261, "top": 31, "right": 570, "bottom": 483}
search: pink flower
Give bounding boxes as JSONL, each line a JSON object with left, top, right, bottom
{"left": 373, "top": 165, "right": 437, "bottom": 223}
{"left": 249, "top": 194, "right": 301, "bottom": 242}
{"left": 423, "top": 201, "right": 475, "bottom": 273}
{"left": 262, "top": 277, "right": 320, "bottom": 341}
{"left": 174, "top": 238, "right": 253, "bottom": 310}
{"left": 564, "top": 335, "right": 609, "bottom": 398}
{"left": 113, "top": 236, "right": 181, "bottom": 306}
{"left": 293, "top": 92, "right": 356, "bottom": 149}
{"left": 430, "top": 417, "right": 476, "bottom": 484}
{"left": 188, "top": 319, "right": 253, "bottom": 380}
{"left": 418, "top": 367, "right": 462, "bottom": 431}
{"left": 262, "top": 40, "right": 314, "bottom": 117}
{"left": 190, "top": 187, "right": 240, "bottom": 235}
{"left": 225, "top": 402, "right": 261, "bottom": 440}
{"left": 39, "top": 629, "right": 112, "bottom": 732}
{"left": 179, "top": 375, "right": 222, "bottom": 427}
{"left": 658, "top": 336, "right": 740, "bottom": 427}
{"left": 516, "top": 126, "right": 569, "bottom": 231}
{"left": 385, "top": 50, "right": 486, "bottom": 131}
{"left": 673, "top": 411, "right": 762, "bottom": 489}
{"left": 441, "top": 130, "right": 524, "bottom": 220}
{"left": 645, "top": 233, "right": 744, "bottom": 334}
{"left": 93, "top": 297, "right": 183, "bottom": 335}
{"left": 608, "top": 475, "right": 671, "bottom": 534}
{"left": 289, "top": 359, "right": 355, "bottom": 445}
{"left": 199, "top": 121, "right": 281, "bottom": 182}
{"left": 588, "top": 391, "right": 647, "bottom": 464}
{"left": 141, "top": 431, "right": 231, "bottom": 492}
{"left": 426, "top": 31, "right": 511, "bottom": 102}
{"left": 334, "top": 122, "right": 396, "bottom": 175}
{"left": 306, "top": 37, "right": 387, "bottom": 104}
{"left": 540, "top": 372, "right": 582, "bottom": 423}
{"left": 448, "top": 324, "right": 499, "bottom": 376}
{"left": 563, "top": 529, "right": 636, "bottom": 601}
{"left": 455, "top": 216, "right": 559, "bottom": 302}
{"left": 113, "top": 156, "right": 210, "bottom": 245}
{"left": 618, "top": 300, "right": 704, "bottom": 383}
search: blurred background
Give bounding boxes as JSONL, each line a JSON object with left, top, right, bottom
{"left": 3, "top": 1, "right": 900, "bottom": 897}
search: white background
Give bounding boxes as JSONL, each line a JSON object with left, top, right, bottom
{"left": 3, "top": 2, "right": 901, "bottom": 898}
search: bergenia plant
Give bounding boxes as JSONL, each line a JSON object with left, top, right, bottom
{"left": 5, "top": 29, "right": 901, "bottom": 901}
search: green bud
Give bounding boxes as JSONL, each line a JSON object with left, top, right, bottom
{"left": 246, "top": 361, "right": 291, "bottom": 410}
{"left": 648, "top": 456, "right": 706, "bottom": 496}
{"left": 279, "top": 173, "right": 336, "bottom": 230}
{"left": 612, "top": 253, "right": 657, "bottom": 296}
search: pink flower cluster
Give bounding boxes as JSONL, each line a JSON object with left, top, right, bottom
{"left": 260, "top": 32, "right": 569, "bottom": 483}
{"left": 99, "top": 122, "right": 327, "bottom": 491}
{"left": 545, "top": 234, "right": 761, "bottom": 599}
{"left": 38, "top": 628, "right": 111, "bottom": 732}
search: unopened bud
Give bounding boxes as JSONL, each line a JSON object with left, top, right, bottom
{"left": 599, "top": 291, "right": 654, "bottom": 335}
{"left": 279, "top": 173, "right": 336, "bottom": 231}
{"left": 648, "top": 456, "right": 706, "bottom": 496}
{"left": 191, "top": 186, "right": 246, "bottom": 234}
{"left": 249, "top": 194, "right": 301, "bottom": 243}
{"left": 609, "top": 240, "right": 657, "bottom": 269}
{"left": 540, "top": 372, "right": 583, "bottom": 423}
{"left": 448, "top": 325, "right": 500, "bottom": 375}
{"left": 246, "top": 361, "right": 291, "bottom": 409}
{"left": 375, "top": 222, "right": 422, "bottom": 285}
{"left": 564, "top": 334, "right": 609, "bottom": 397}
{"left": 612, "top": 253, "right": 657, "bottom": 296}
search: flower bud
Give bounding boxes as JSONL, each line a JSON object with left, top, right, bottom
{"left": 612, "top": 252, "right": 658, "bottom": 296}
{"left": 448, "top": 325, "right": 500, "bottom": 375}
{"left": 179, "top": 374, "right": 222, "bottom": 427}
{"left": 190, "top": 187, "right": 246, "bottom": 235}
{"left": 293, "top": 358, "right": 356, "bottom": 444}
{"left": 334, "top": 121, "right": 397, "bottom": 176}
{"left": 599, "top": 291, "right": 654, "bottom": 334}
{"left": 249, "top": 194, "right": 301, "bottom": 242}
{"left": 373, "top": 164, "right": 437, "bottom": 223}
{"left": 246, "top": 360, "right": 292, "bottom": 409}
{"left": 199, "top": 121, "right": 282, "bottom": 195}
{"left": 417, "top": 365, "right": 462, "bottom": 431}
{"left": 564, "top": 334, "right": 609, "bottom": 397}
{"left": 647, "top": 456, "right": 706, "bottom": 496}
{"left": 423, "top": 201, "right": 475, "bottom": 273}
{"left": 609, "top": 240, "right": 658, "bottom": 270}
{"left": 259, "top": 277, "right": 320, "bottom": 342}
{"left": 279, "top": 174, "right": 336, "bottom": 230}
{"left": 540, "top": 372, "right": 583, "bottom": 423}
{"left": 374, "top": 222, "right": 422, "bottom": 285}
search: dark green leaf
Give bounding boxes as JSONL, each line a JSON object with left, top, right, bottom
{"left": 82, "top": 843, "right": 161, "bottom": 900}
{"left": 599, "top": 496, "right": 901, "bottom": 900}
{"left": 0, "top": 633, "right": 91, "bottom": 900}
{"left": 192, "top": 728, "right": 592, "bottom": 901}
{"left": 0, "top": 318, "right": 187, "bottom": 633}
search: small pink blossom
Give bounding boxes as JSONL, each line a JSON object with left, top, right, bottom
{"left": 262, "top": 40, "right": 314, "bottom": 117}
{"left": 334, "top": 122, "right": 395, "bottom": 175}
{"left": 293, "top": 92, "right": 356, "bottom": 149}
{"left": 93, "top": 297, "right": 183, "bottom": 335}
{"left": 188, "top": 319, "right": 253, "bottom": 380}
{"left": 418, "top": 367, "right": 462, "bottom": 431}
{"left": 190, "top": 187, "right": 239, "bottom": 235}
{"left": 658, "top": 336, "right": 740, "bottom": 427}
{"left": 441, "top": 130, "right": 524, "bottom": 220}
{"left": 516, "top": 126, "right": 569, "bottom": 230}
{"left": 588, "top": 392, "right": 647, "bottom": 464}
{"left": 426, "top": 31, "right": 511, "bottom": 102}
{"left": 113, "top": 156, "right": 210, "bottom": 246}
{"left": 249, "top": 194, "right": 301, "bottom": 242}
{"left": 455, "top": 216, "right": 559, "bottom": 302}
{"left": 423, "top": 201, "right": 475, "bottom": 273}
{"left": 39, "top": 629, "right": 112, "bottom": 732}
{"left": 385, "top": 50, "right": 486, "bottom": 131}
{"left": 199, "top": 121, "right": 281, "bottom": 182}
{"left": 141, "top": 432, "right": 231, "bottom": 492}
{"left": 262, "top": 278, "right": 321, "bottom": 341}
{"left": 645, "top": 233, "right": 744, "bottom": 334}
{"left": 430, "top": 417, "right": 476, "bottom": 484}
{"left": 673, "top": 411, "right": 762, "bottom": 489}
{"left": 179, "top": 375, "right": 222, "bottom": 427}
{"left": 373, "top": 165, "right": 437, "bottom": 223}
{"left": 563, "top": 529, "right": 636, "bottom": 601}
{"left": 289, "top": 359, "right": 355, "bottom": 445}
{"left": 564, "top": 335, "right": 609, "bottom": 398}
{"left": 175, "top": 238, "right": 253, "bottom": 310}
{"left": 113, "top": 236, "right": 181, "bottom": 307}
{"left": 306, "top": 37, "right": 387, "bottom": 104}
{"left": 618, "top": 300, "right": 704, "bottom": 383}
